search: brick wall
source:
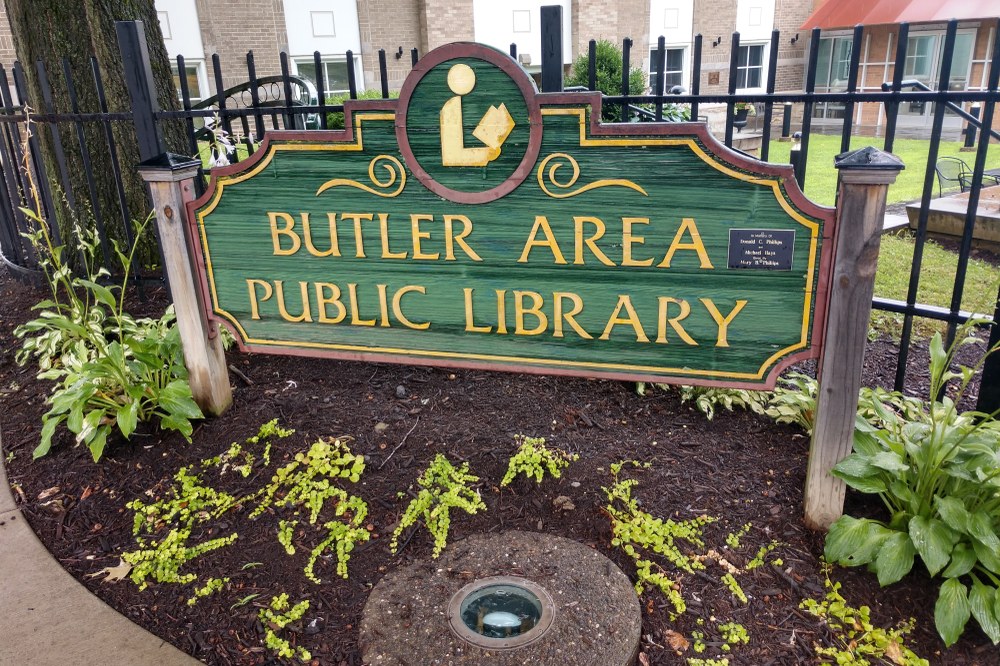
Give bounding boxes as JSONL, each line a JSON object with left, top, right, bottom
{"left": 196, "top": 0, "right": 287, "bottom": 92}
{"left": 772, "top": 0, "right": 809, "bottom": 93}
{"left": 573, "top": 0, "right": 648, "bottom": 69}
{"left": 692, "top": 0, "right": 738, "bottom": 95}
{"left": 692, "top": 0, "right": 809, "bottom": 95}
{"left": 360, "top": 0, "right": 423, "bottom": 91}
{"left": 421, "top": 0, "right": 474, "bottom": 52}
{"left": 0, "top": 5, "right": 14, "bottom": 66}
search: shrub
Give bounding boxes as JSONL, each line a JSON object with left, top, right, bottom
{"left": 325, "top": 89, "right": 398, "bottom": 129}
{"left": 824, "top": 328, "right": 1000, "bottom": 646}
{"left": 15, "top": 203, "right": 201, "bottom": 461}
{"left": 565, "top": 39, "right": 646, "bottom": 122}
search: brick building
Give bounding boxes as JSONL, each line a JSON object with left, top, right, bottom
{"left": 801, "top": 0, "right": 999, "bottom": 135}
{"left": 0, "top": 1, "right": 814, "bottom": 103}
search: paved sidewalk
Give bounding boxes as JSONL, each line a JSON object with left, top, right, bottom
{"left": 0, "top": 429, "right": 198, "bottom": 665}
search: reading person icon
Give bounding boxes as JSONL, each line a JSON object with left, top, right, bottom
{"left": 439, "top": 63, "right": 516, "bottom": 167}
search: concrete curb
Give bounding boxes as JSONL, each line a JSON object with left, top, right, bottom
{"left": 0, "top": 427, "right": 200, "bottom": 665}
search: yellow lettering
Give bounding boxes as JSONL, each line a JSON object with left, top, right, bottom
{"left": 700, "top": 298, "right": 747, "bottom": 347}
{"left": 600, "top": 295, "right": 648, "bottom": 342}
{"left": 314, "top": 282, "right": 346, "bottom": 324}
{"left": 393, "top": 285, "right": 429, "bottom": 330}
{"left": 378, "top": 213, "right": 407, "bottom": 259}
{"left": 301, "top": 212, "right": 340, "bottom": 257}
{"left": 444, "top": 215, "right": 482, "bottom": 261}
{"left": 622, "top": 217, "right": 654, "bottom": 267}
{"left": 341, "top": 212, "right": 373, "bottom": 258}
{"left": 347, "top": 283, "right": 376, "bottom": 326}
{"left": 463, "top": 288, "right": 492, "bottom": 333}
{"left": 274, "top": 280, "right": 312, "bottom": 322}
{"left": 514, "top": 290, "right": 547, "bottom": 336}
{"left": 573, "top": 216, "right": 614, "bottom": 266}
{"left": 376, "top": 284, "right": 391, "bottom": 327}
{"left": 658, "top": 217, "right": 714, "bottom": 269}
{"left": 553, "top": 292, "right": 592, "bottom": 339}
{"left": 656, "top": 297, "right": 698, "bottom": 345}
{"left": 247, "top": 279, "right": 273, "bottom": 320}
{"left": 410, "top": 214, "right": 440, "bottom": 260}
{"left": 496, "top": 289, "right": 508, "bottom": 335}
{"left": 268, "top": 212, "right": 301, "bottom": 256}
{"left": 518, "top": 216, "right": 566, "bottom": 264}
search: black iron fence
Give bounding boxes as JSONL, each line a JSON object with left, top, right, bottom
{"left": 1, "top": 17, "right": 998, "bottom": 409}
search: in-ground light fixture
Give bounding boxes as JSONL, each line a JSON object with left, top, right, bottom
{"left": 448, "top": 576, "right": 554, "bottom": 649}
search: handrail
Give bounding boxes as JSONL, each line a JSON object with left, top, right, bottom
{"left": 881, "top": 78, "right": 1000, "bottom": 142}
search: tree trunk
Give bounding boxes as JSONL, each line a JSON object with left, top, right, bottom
{"left": 4, "top": 0, "right": 187, "bottom": 272}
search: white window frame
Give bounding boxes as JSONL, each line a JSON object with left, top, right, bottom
{"left": 170, "top": 58, "right": 208, "bottom": 105}
{"left": 291, "top": 55, "right": 364, "bottom": 97}
{"left": 648, "top": 46, "right": 687, "bottom": 93}
{"left": 735, "top": 42, "right": 767, "bottom": 91}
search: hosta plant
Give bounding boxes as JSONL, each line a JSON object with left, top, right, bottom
{"left": 825, "top": 327, "right": 1000, "bottom": 646}
{"left": 15, "top": 203, "right": 201, "bottom": 461}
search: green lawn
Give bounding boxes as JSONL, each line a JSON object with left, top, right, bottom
{"left": 872, "top": 233, "right": 1000, "bottom": 336}
{"left": 760, "top": 134, "right": 1000, "bottom": 336}
{"left": 766, "top": 134, "right": 1000, "bottom": 207}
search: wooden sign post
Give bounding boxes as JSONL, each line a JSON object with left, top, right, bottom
{"left": 138, "top": 154, "right": 233, "bottom": 416}
{"left": 138, "top": 42, "right": 902, "bottom": 529}
{"left": 804, "top": 147, "right": 903, "bottom": 529}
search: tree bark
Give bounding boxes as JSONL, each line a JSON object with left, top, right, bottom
{"left": 4, "top": 0, "right": 187, "bottom": 271}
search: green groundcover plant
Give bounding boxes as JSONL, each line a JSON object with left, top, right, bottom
{"left": 14, "top": 194, "right": 200, "bottom": 461}
{"left": 390, "top": 453, "right": 486, "bottom": 558}
{"left": 500, "top": 435, "right": 578, "bottom": 486}
{"left": 825, "top": 327, "right": 1000, "bottom": 646}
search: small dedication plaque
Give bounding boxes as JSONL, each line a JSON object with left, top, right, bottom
{"left": 728, "top": 229, "right": 796, "bottom": 270}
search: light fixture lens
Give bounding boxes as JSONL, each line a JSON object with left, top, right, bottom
{"left": 459, "top": 583, "right": 543, "bottom": 639}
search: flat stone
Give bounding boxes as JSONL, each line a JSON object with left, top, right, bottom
{"left": 359, "top": 530, "right": 640, "bottom": 665}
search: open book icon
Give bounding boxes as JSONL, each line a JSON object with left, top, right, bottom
{"left": 473, "top": 103, "right": 515, "bottom": 151}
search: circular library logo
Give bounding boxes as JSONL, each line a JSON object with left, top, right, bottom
{"left": 396, "top": 43, "right": 542, "bottom": 204}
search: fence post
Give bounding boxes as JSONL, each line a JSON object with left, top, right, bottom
{"left": 115, "top": 21, "right": 164, "bottom": 160}
{"left": 137, "top": 154, "right": 232, "bottom": 416}
{"left": 962, "top": 103, "right": 981, "bottom": 152}
{"left": 540, "top": 5, "right": 563, "bottom": 92}
{"left": 780, "top": 101, "right": 792, "bottom": 140}
{"left": 804, "top": 146, "right": 904, "bottom": 530}
{"left": 789, "top": 132, "right": 803, "bottom": 187}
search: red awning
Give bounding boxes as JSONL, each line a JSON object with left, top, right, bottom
{"left": 801, "top": 0, "right": 1000, "bottom": 30}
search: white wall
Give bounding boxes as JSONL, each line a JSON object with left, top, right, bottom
{"left": 472, "top": 0, "right": 573, "bottom": 65}
{"left": 736, "top": 0, "right": 775, "bottom": 42}
{"left": 282, "top": 0, "right": 362, "bottom": 56}
{"left": 155, "top": 0, "right": 204, "bottom": 59}
{"left": 648, "top": 0, "right": 693, "bottom": 47}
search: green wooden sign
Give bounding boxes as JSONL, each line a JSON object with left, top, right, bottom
{"left": 190, "top": 42, "right": 835, "bottom": 388}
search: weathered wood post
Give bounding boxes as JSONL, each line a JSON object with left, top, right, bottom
{"left": 804, "top": 146, "right": 904, "bottom": 530}
{"left": 138, "top": 154, "right": 232, "bottom": 416}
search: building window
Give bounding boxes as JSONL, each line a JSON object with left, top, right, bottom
{"left": 735, "top": 44, "right": 764, "bottom": 89}
{"left": 294, "top": 57, "right": 355, "bottom": 96}
{"left": 171, "top": 60, "right": 206, "bottom": 104}
{"left": 813, "top": 36, "right": 853, "bottom": 120}
{"left": 649, "top": 47, "right": 685, "bottom": 92}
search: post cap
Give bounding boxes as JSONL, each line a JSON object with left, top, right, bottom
{"left": 137, "top": 152, "right": 201, "bottom": 182}
{"left": 834, "top": 146, "right": 905, "bottom": 172}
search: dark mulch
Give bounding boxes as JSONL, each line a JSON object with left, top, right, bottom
{"left": 1, "top": 265, "right": 998, "bottom": 666}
